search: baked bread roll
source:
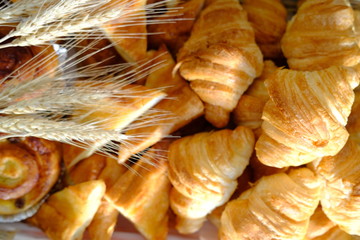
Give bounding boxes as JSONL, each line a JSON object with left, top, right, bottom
{"left": 176, "top": 0, "right": 263, "bottom": 128}
{"left": 242, "top": 0, "right": 287, "bottom": 59}
{"left": 255, "top": 65, "right": 359, "bottom": 168}
{"left": 233, "top": 60, "right": 277, "bottom": 129}
{"left": 117, "top": 45, "right": 204, "bottom": 163}
{"left": 168, "top": 126, "right": 255, "bottom": 234}
{"left": 0, "top": 137, "right": 61, "bottom": 222}
{"left": 27, "top": 180, "right": 106, "bottom": 240}
{"left": 219, "top": 168, "right": 322, "bottom": 240}
{"left": 105, "top": 140, "right": 171, "bottom": 240}
{"left": 281, "top": 0, "right": 360, "bottom": 70}
{"left": 312, "top": 139, "right": 360, "bottom": 235}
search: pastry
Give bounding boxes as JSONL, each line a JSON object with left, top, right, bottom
{"left": 168, "top": 126, "right": 255, "bottom": 234}
{"left": 176, "top": 0, "right": 263, "bottom": 128}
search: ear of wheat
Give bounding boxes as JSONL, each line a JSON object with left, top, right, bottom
{"left": 0, "top": 0, "right": 180, "bottom": 48}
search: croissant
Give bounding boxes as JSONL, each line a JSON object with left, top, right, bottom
{"left": 233, "top": 60, "right": 277, "bottom": 129}
{"left": 219, "top": 168, "right": 322, "bottom": 240}
{"left": 102, "top": 0, "right": 147, "bottom": 62}
{"left": 305, "top": 205, "right": 358, "bottom": 240}
{"left": 117, "top": 45, "right": 204, "bottom": 163}
{"left": 147, "top": 0, "right": 205, "bottom": 55}
{"left": 281, "top": 0, "right": 360, "bottom": 71}
{"left": 242, "top": 0, "right": 287, "bottom": 59}
{"left": 105, "top": 140, "right": 171, "bottom": 240}
{"left": 176, "top": 0, "right": 263, "bottom": 128}
{"left": 255, "top": 65, "right": 359, "bottom": 168}
{"left": 168, "top": 125, "right": 254, "bottom": 234}
{"left": 27, "top": 180, "right": 106, "bottom": 240}
{"left": 0, "top": 137, "right": 61, "bottom": 222}
{"left": 311, "top": 139, "right": 360, "bottom": 236}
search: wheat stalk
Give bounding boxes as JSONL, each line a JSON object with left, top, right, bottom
{"left": 0, "top": 0, "right": 178, "bottom": 48}
{"left": 0, "top": 0, "right": 106, "bottom": 44}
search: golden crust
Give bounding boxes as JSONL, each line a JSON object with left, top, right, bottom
{"left": 219, "top": 168, "right": 322, "bottom": 240}
{"left": 243, "top": 0, "right": 287, "bottom": 59}
{"left": 177, "top": 0, "right": 263, "bottom": 127}
{"left": 106, "top": 140, "right": 171, "bottom": 240}
{"left": 314, "top": 139, "right": 360, "bottom": 235}
{"left": 281, "top": 0, "right": 360, "bottom": 70}
{"left": 168, "top": 126, "right": 255, "bottom": 234}
{"left": 255, "top": 66, "right": 359, "bottom": 168}
{"left": 28, "top": 180, "right": 106, "bottom": 240}
{"left": 0, "top": 138, "right": 61, "bottom": 216}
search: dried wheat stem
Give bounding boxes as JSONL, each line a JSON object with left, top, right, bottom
{"left": 0, "top": 115, "right": 128, "bottom": 143}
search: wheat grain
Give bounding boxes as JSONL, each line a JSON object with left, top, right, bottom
{"left": 0, "top": 0, "right": 179, "bottom": 48}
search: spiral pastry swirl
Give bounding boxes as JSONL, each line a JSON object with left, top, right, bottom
{"left": 0, "top": 137, "right": 61, "bottom": 221}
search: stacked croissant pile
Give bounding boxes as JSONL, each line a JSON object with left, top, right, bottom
{"left": 0, "top": 0, "right": 360, "bottom": 239}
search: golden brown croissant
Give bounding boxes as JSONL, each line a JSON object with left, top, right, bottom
{"left": 176, "top": 0, "right": 263, "bottom": 128}
{"left": 281, "top": 0, "right": 360, "bottom": 71}
{"left": 0, "top": 137, "right": 61, "bottom": 222}
{"left": 102, "top": 0, "right": 147, "bottom": 62}
{"left": 148, "top": 0, "right": 205, "bottom": 55}
{"left": 219, "top": 168, "right": 322, "bottom": 240}
{"left": 105, "top": 140, "right": 171, "bottom": 240}
{"left": 305, "top": 205, "right": 359, "bottom": 240}
{"left": 233, "top": 60, "right": 277, "bottom": 129}
{"left": 117, "top": 45, "right": 204, "bottom": 163}
{"left": 255, "top": 65, "right": 359, "bottom": 168}
{"left": 312, "top": 139, "right": 360, "bottom": 236}
{"left": 168, "top": 126, "right": 255, "bottom": 234}
{"left": 242, "top": 0, "right": 287, "bottom": 59}
{"left": 27, "top": 180, "right": 106, "bottom": 240}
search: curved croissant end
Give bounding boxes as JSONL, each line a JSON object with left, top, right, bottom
{"left": 255, "top": 65, "right": 359, "bottom": 168}
{"left": 281, "top": 0, "right": 360, "bottom": 71}
{"left": 168, "top": 126, "right": 255, "bottom": 234}
{"left": 219, "top": 168, "right": 322, "bottom": 240}
{"left": 314, "top": 139, "right": 360, "bottom": 236}
{"left": 177, "top": 0, "right": 263, "bottom": 127}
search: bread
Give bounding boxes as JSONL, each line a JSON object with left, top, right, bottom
{"left": 176, "top": 0, "right": 263, "bottom": 128}
{"left": 168, "top": 126, "right": 254, "bottom": 234}
{"left": 255, "top": 65, "right": 359, "bottom": 168}
{"left": 27, "top": 180, "right": 106, "bottom": 240}
{"left": 242, "top": 0, "right": 287, "bottom": 59}
{"left": 219, "top": 168, "right": 322, "bottom": 240}
{"left": 0, "top": 137, "right": 61, "bottom": 220}
{"left": 281, "top": 0, "right": 360, "bottom": 70}
{"left": 312, "top": 139, "right": 360, "bottom": 235}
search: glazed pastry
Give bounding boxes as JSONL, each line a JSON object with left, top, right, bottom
{"left": 27, "top": 180, "right": 106, "bottom": 240}
{"left": 102, "top": 0, "right": 147, "bottom": 62}
{"left": 281, "top": 0, "right": 360, "bottom": 70}
{"left": 105, "top": 140, "right": 171, "bottom": 240}
{"left": 242, "top": 0, "right": 287, "bottom": 59}
{"left": 312, "top": 139, "right": 360, "bottom": 235}
{"left": 255, "top": 65, "right": 359, "bottom": 168}
{"left": 168, "top": 126, "right": 255, "bottom": 234}
{"left": 0, "top": 137, "right": 61, "bottom": 222}
{"left": 148, "top": 0, "right": 205, "bottom": 55}
{"left": 233, "top": 60, "right": 277, "bottom": 129}
{"left": 176, "top": 0, "right": 263, "bottom": 128}
{"left": 347, "top": 90, "right": 360, "bottom": 142}
{"left": 117, "top": 45, "right": 204, "bottom": 163}
{"left": 219, "top": 168, "right": 322, "bottom": 240}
